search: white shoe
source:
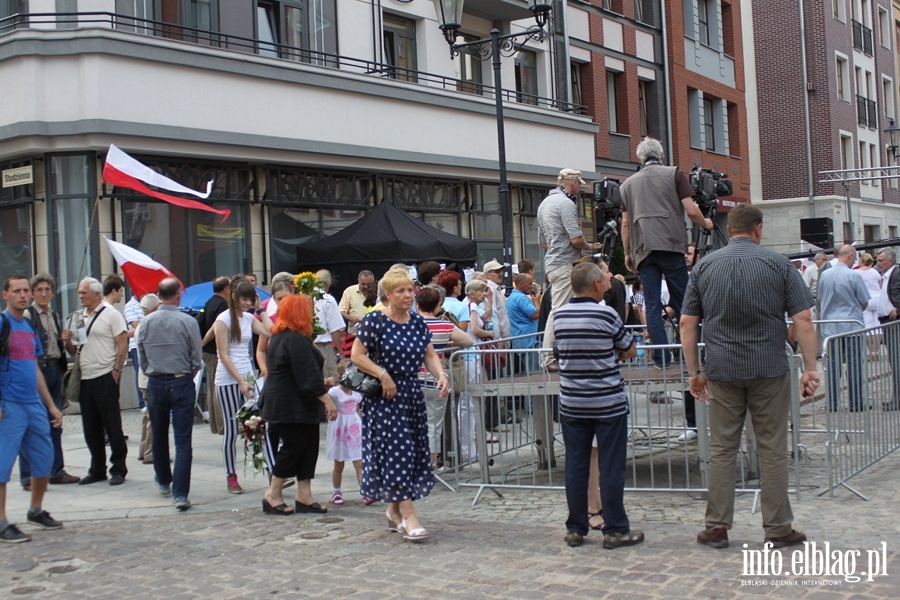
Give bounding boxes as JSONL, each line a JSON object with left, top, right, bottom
{"left": 677, "top": 430, "right": 698, "bottom": 442}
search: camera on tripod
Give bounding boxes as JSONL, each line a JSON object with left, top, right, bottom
{"left": 593, "top": 177, "right": 622, "bottom": 214}
{"left": 690, "top": 167, "right": 733, "bottom": 216}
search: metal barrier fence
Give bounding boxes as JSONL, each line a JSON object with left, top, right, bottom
{"left": 820, "top": 319, "right": 900, "bottom": 499}
{"left": 437, "top": 335, "right": 804, "bottom": 507}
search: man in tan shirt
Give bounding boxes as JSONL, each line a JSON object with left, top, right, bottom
{"left": 339, "top": 270, "right": 374, "bottom": 335}
{"left": 63, "top": 278, "right": 128, "bottom": 486}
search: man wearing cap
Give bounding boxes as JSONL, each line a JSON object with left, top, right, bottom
{"left": 619, "top": 137, "right": 713, "bottom": 368}
{"left": 482, "top": 261, "right": 510, "bottom": 340}
{"left": 537, "top": 168, "right": 601, "bottom": 370}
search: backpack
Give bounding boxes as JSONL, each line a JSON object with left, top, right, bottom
{"left": 0, "top": 313, "right": 8, "bottom": 356}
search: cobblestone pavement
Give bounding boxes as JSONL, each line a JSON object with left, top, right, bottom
{"left": 1, "top": 411, "right": 898, "bottom": 598}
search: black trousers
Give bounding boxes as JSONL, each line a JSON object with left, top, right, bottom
{"left": 269, "top": 422, "right": 319, "bottom": 481}
{"left": 80, "top": 373, "right": 128, "bottom": 478}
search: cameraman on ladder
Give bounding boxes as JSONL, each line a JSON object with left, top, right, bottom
{"left": 620, "top": 137, "right": 713, "bottom": 369}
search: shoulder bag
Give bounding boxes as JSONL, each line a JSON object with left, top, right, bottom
{"left": 340, "top": 312, "right": 385, "bottom": 396}
{"left": 62, "top": 306, "right": 106, "bottom": 405}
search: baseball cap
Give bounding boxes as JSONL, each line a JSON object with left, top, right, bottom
{"left": 483, "top": 260, "right": 504, "bottom": 272}
{"left": 558, "top": 168, "right": 586, "bottom": 185}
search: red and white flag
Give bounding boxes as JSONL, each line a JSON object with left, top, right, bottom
{"left": 101, "top": 145, "right": 230, "bottom": 222}
{"left": 103, "top": 236, "right": 182, "bottom": 297}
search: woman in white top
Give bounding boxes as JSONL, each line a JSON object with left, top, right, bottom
{"left": 212, "top": 277, "right": 272, "bottom": 494}
{"left": 857, "top": 253, "right": 883, "bottom": 359}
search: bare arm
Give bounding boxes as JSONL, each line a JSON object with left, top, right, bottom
{"left": 680, "top": 314, "right": 707, "bottom": 401}
{"left": 214, "top": 321, "right": 253, "bottom": 398}
{"left": 681, "top": 196, "right": 713, "bottom": 230}
{"left": 469, "top": 307, "right": 493, "bottom": 339}
{"left": 448, "top": 325, "right": 474, "bottom": 348}
{"left": 36, "top": 365, "right": 63, "bottom": 427}
{"left": 792, "top": 309, "right": 821, "bottom": 397}
{"left": 255, "top": 335, "right": 269, "bottom": 378}
{"left": 621, "top": 210, "right": 634, "bottom": 273}
{"left": 350, "top": 337, "right": 396, "bottom": 399}
{"left": 111, "top": 332, "right": 128, "bottom": 384}
{"left": 423, "top": 343, "right": 450, "bottom": 398}
{"left": 569, "top": 235, "right": 600, "bottom": 251}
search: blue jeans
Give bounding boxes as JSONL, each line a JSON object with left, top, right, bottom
{"left": 638, "top": 251, "right": 690, "bottom": 367}
{"left": 826, "top": 336, "right": 865, "bottom": 411}
{"left": 130, "top": 348, "right": 145, "bottom": 409}
{"left": 19, "top": 363, "right": 65, "bottom": 481}
{"left": 147, "top": 375, "right": 195, "bottom": 499}
{"left": 561, "top": 412, "right": 630, "bottom": 536}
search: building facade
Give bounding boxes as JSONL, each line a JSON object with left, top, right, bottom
{"left": 748, "top": 0, "right": 900, "bottom": 253}
{"left": 0, "top": 0, "right": 598, "bottom": 313}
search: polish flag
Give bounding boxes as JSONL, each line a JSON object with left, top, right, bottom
{"left": 101, "top": 144, "right": 230, "bottom": 222}
{"left": 103, "top": 236, "right": 182, "bottom": 297}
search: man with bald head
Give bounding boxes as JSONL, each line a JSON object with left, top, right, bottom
{"left": 819, "top": 244, "right": 869, "bottom": 412}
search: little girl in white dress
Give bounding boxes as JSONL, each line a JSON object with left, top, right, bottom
{"left": 326, "top": 360, "right": 370, "bottom": 505}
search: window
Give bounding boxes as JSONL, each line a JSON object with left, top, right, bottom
{"left": 470, "top": 185, "right": 504, "bottom": 270}
{"left": 56, "top": 0, "right": 77, "bottom": 30}
{"left": 703, "top": 98, "right": 715, "bottom": 151}
{"left": 698, "top": 0, "right": 711, "bottom": 46}
{"left": 639, "top": 80, "right": 649, "bottom": 137}
{"left": 116, "top": 0, "right": 155, "bottom": 33}
{"left": 519, "top": 187, "right": 546, "bottom": 285}
{"left": 383, "top": 13, "right": 417, "bottom": 82}
{"left": 839, "top": 132, "right": 854, "bottom": 170}
{"left": 155, "top": 0, "right": 219, "bottom": 45}
{"left": 268, "top": 206, "right": 364, "bottom": 274}
{"left": 635, "top": 0, "right": 654, "bottom": 24}
{"left": 896, "top": 20, "right": 900, "bottom": 53}
{"left": 833, "top": 0, "right": 846, "bottom": 22}
{"left": 47, "top": 154, "right": 100, "bottom": 320}
{"left": 688, "top": 88, "right": 702, "bottom": 148}
{"left": 879, "top": 7, "right": 891, "bottom": 49}
{"left": 607, "top": 71, "right": 620, "bottom": 133}
{"left": 882, "top": 76, "right": 895, "bottom": 119}
{"left": 890, "top": 226, "right": 898, "bottom": 237}
{"left": 836, "top": 54, "right": 850, "bottom": 101}
{"left": 571, "top": 62, "right": 584, "bottom": 107}
{"left": 887, "top": 146, "right": 899, "bottom": 188}
{"left": 859, "top": 140, "right": 868, "bottom": 181}
{"left": 456, "top": 35, "right": 484, "bottom": 95}
{"left": 514, "top": 50, "right": 538, "bottom": 105}
{"left": 870, "top": 144, "right": 879, "bottom": 185}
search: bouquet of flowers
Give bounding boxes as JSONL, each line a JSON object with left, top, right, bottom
{"left": 236, "top": 373, "right": 266, "bottom": 475}
{"left": 293, "top": 271, "right": 326, "bottom": 338}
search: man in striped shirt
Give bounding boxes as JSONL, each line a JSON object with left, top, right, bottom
{"left": 554, "top": 262, "right": 642, "bottom": 549}
{"left": 681, "top": 204, "right": 819, "bottom": 550}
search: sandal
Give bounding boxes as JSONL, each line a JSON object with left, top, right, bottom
{"left": 486, "top": 434, "right": 500, "bottom": 443}
{"left": 294, "top": 501, "right": 327, "bottom": 514}
{"left": 363, "top": 496, "right": 377, "bottom": 506}
{"left": 401, "top": 519, "right": 428, "bottom": 542}
{"left": 386, "top": 510, "right": 403, "bottom": 533}
{"left": 262, "top": 499, "right": 294, "bottom": 516}
{"left": 331, "top": 491, "right": 344, "bottom": 505}
{"left": 589, "top": 511, "right": 604, "bottom": 531}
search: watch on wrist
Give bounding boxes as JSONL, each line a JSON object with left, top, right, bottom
{"left": 693, "top": 370, "right": 703, "bottom": 377}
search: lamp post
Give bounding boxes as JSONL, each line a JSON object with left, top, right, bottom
{"left": 887, "top": 119, "right": 900, "bottom": 163}
{"left": 433, "top": 0, "right": 552, "bottom": 286}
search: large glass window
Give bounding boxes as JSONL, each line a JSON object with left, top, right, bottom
{"left": 385, "top": 176, "right": 464, "bottom": 237}
{"left": 383, "top": 13, "right": 417, "bottom": 82}
{"left": 703, "top": 97, "right": 716, "bottom": 151}
{"left": 0, "top": 159, "right": 34, "bottom": 282}
{"left": 56, "top": 0, "right": 77, "bottom": 29}
{"left": 470, "top": 184, "right": 503, "bottom": 269}
{"left": 115, "top": 0, "right": 155, "bottom": 34}
{"left": 47, "top": 154, "right": 99, "bottom": 320}
{"left": 456, "top": 35, "right": 484, "bottom": 95}
{"left": 519, "top": 187, "right": 546, "bottom": 285}
{"left": 117, "top": 158, "right": 253, "bottom": 285}
{"left": 156, "top": 0, "right": 219, "bottom": 45}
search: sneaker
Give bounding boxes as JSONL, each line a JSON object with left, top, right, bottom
{"left": 697, "top": 526, "right": 729, "bottom": 549}
{"left": 0, "top": 524, "right": 31, "bottom": 543}
{"left": 27, "top": 510, "right": 63, "bottom": 530}
{"left": 227, "top": 474, "right": 243, "bottom": 495}
{"left": 156, "top": 479, "right": 172, "bottom": 497}
{"left": 602, "top": 530, "right": 645, "bottom": 549}
{"left": 564, "top": 530, "right": 584, "bottom": 547}
{"left": 173, "top": 497, "right": 192, "bottom": 511}
{"left": 677, "top": 430, "right": 699, "bottom": 442}
{"left": 331, "top": 490, "right": 344, "bottom": 505}
{"left": 765, "top": 529, "right": 806, "bottom": 549}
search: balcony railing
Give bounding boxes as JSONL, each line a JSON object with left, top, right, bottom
{"left": 857, "top": 95, "right": 877, "bottom": 128}
{"left": 852, "top": 19, "right": 874, "bottom": 56}
{"left": 0, "top": 12, "right": 588, "bottom": 116}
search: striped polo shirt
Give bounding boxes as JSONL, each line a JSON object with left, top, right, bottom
{"left": 554, "top": 297, "right": 634, "bottom": 419}
{"left": 418, "top": 317, "right": 456, "bottom": 388}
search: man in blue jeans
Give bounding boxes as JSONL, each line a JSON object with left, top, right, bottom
{"left": 137, "top": 278, "right": 202, "bottom": 510}
{"left": 620, "top": 137, "right": 712, "bottom": 368}
{"left": 554, "top": 262, "right": 642, "bottom": 549}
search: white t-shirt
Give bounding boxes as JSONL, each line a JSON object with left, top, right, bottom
{"left": 214, "top": 310, "right": 254, "bottom": 386}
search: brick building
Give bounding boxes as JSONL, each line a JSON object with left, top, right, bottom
{"left": 748, "top": 0, "right": 900, "bottom": 253}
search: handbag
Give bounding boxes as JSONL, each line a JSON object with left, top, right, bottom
{"left": 61, "top": 306, "right": 106, "bottom": 404}
{"left": 481, "top": 341, "right": 508, "bottom": 373}
{"left": 340, "top": 312, "right": 384, "bottom": 396}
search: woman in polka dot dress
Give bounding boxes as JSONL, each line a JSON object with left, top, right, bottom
{"left": 351, "top": 268, "right": 450, "bottom": 542}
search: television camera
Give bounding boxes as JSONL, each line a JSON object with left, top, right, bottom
{"left": 592, "top": 177, "right": 622, "bottom": 262}
{"left": 689, "top": 166, "right": 732, "bottom": 266}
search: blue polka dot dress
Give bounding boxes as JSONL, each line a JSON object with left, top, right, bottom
{"left": 357, "top": 310, "right": 434, "bottom": 503}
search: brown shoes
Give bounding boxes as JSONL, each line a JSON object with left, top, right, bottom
{"left": 49, "top": 473, "right": 80, "bottom": 484}
{"left": 766, "top": 529, "right": 807, "bottom": 549}
{"left": 697, "top": 526, "right": 729, "bottom": 549}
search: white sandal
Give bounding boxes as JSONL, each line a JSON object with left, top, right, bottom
{"left": 401, "top": 519, "right": 428, "bottom": 541}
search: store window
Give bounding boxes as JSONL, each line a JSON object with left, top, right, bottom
{"left": 470, "top": 184, "right": 503, "bottom": 269}
{"left": 519, "top": 187, "right": 546, "bottom": 285}
{"left": 47, "top": 154, "right": 99, "bottom": 320}
{"left": 384, "top": 176, "right": 464, "bottom": 236}
{"left": 0, "top": 158, "right": 34, "bottom": 285}
{"left": 117, "top": 159, "right": 253, "bottom": 285}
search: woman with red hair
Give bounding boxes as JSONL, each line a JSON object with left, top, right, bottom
{"left": 260, "top": 294, "right": 337, "bottom": 515}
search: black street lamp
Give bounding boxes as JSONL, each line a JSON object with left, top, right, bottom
{"left": 433, "top": 0, "right": 552, "bottom": 286}
{"left": 887, "top": 119, "right": 900, "bottom": 163}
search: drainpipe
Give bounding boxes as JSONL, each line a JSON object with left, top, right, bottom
{"left": 660, "top": 0, "right": 674, "bottom": 162}
{"left": 799, "top": 0, "right": 816, "bottom": 217}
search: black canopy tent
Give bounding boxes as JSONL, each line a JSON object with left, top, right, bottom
{"left": 296, "top": 202, "right": 478, "bottom": 299}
